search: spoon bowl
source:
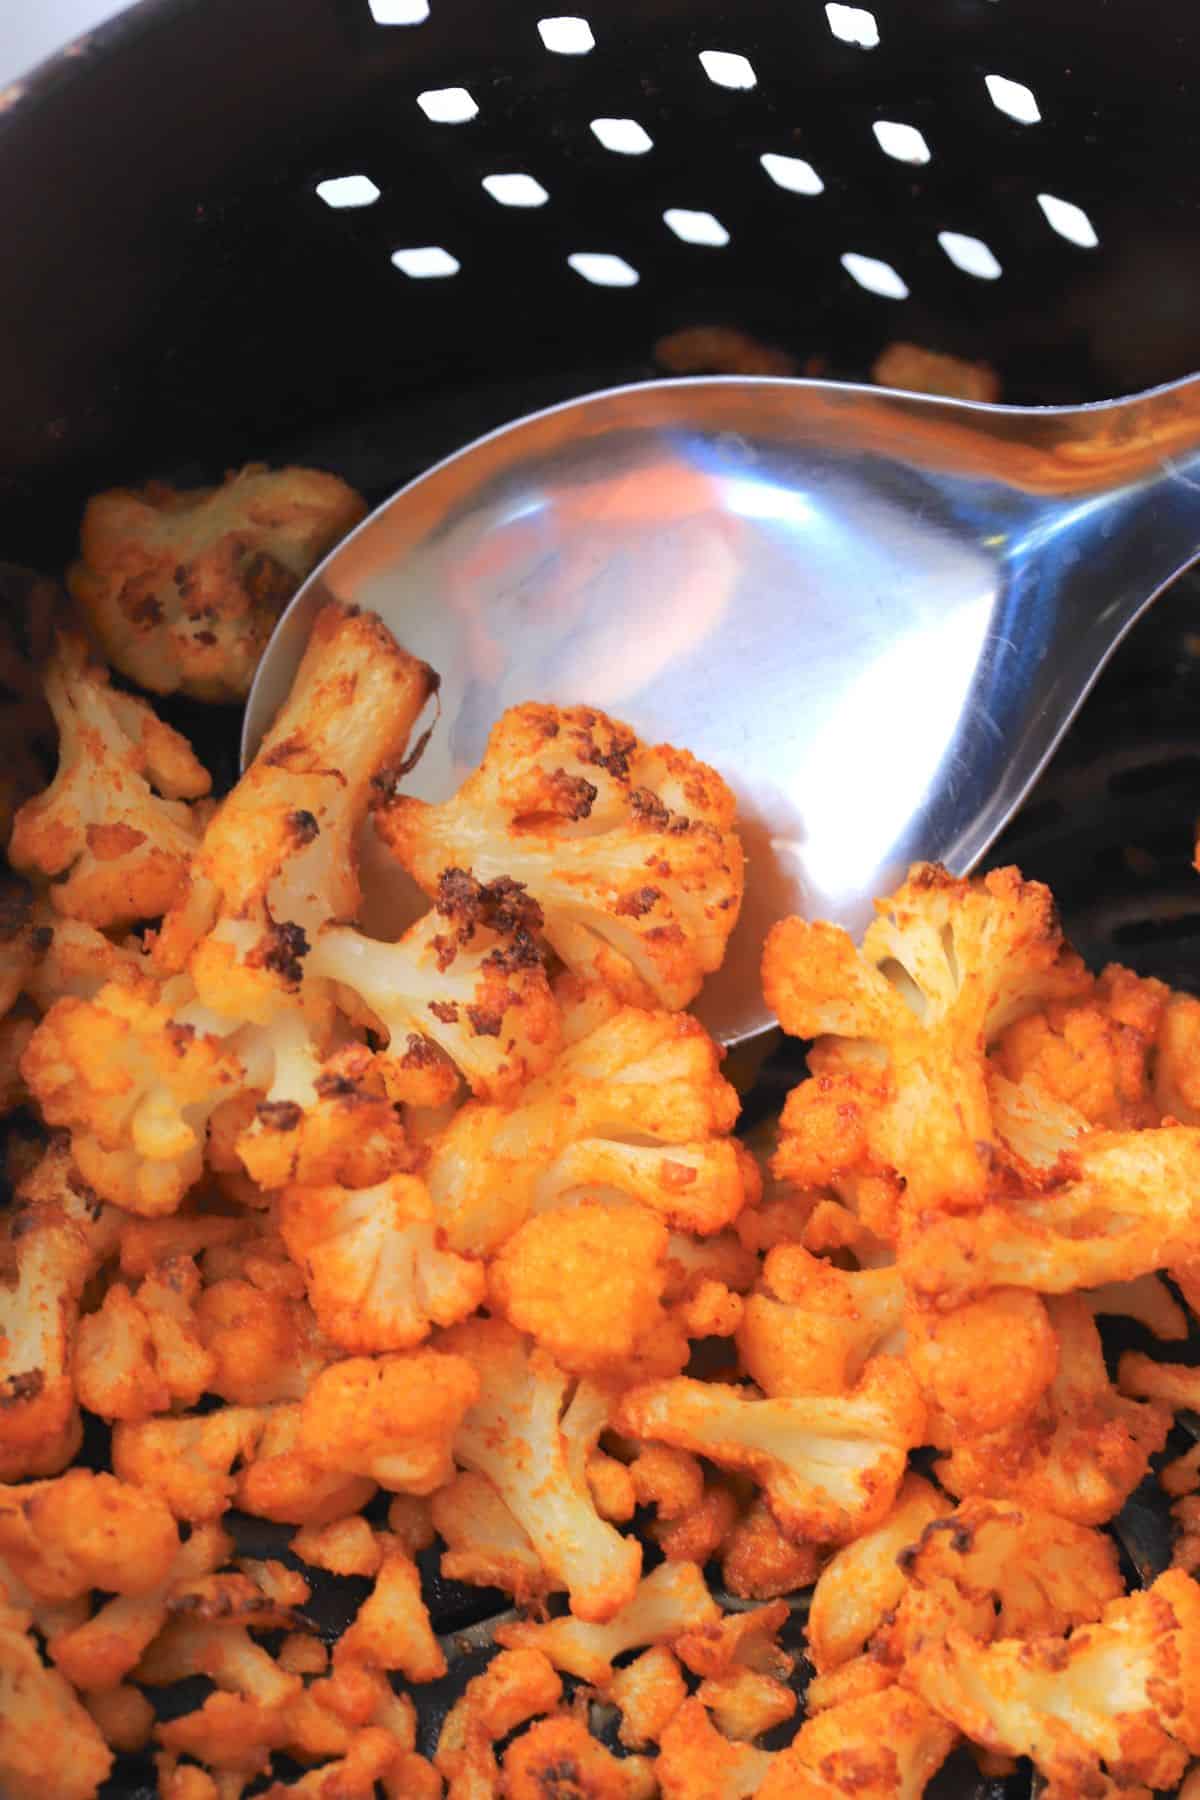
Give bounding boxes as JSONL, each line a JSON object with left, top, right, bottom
{"left": 244, "top": 373, "right": 1200, "bottom": 1044}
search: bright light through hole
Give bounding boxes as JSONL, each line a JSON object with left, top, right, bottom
{"left": 664, "top": 208, "right": 730, "bottom": 246}
{"left": 760, "top": 152, "right": 824, "bottom": 195}
{"left": 391, "top": 246, "right": 460, "bottom": 278}
{"left": 368, "top": 0, "right": 428, "bottom": 20}
{"left": 873, "top": 120, "right": 931, "bottom": 164}
{"left": 416, "top": 86, "right": 478, "bottom": 123}
{"left": 590, "top": 117, "right": 653, "bottom": 154}
{"left": 568, "top": 252, "right": 639, "bottom": 286}
{"left": 825, "top": 3, "right": 879, "bottom": 48}
{"left": 699, "top": 49, "right": 757, "bottom": 89}
{"left": 315, "top": 175, "right": 381, "bottom": 209}
{"left": 482, "top": 173, "right": 549, "bottom": 207}
{"left": 1038, "top": 192, "right": 1098, "bottom": 248}
{"left": 537, "top": 15, "right": 594, "bottom": 53}
{"left": 985, "top": 73, "right": 1041, "bottom": 123}
{"left": 841, "top": 251, "right": 909, "bottom": 299}
{"left": 938, "top": 230, "right": 1002, "bottom": 279}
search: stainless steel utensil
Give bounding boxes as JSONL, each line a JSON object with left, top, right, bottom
{"left": 244, "top": 373, "right": 1200, "bottom": 1045}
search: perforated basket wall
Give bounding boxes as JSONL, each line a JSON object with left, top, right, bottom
{"left": 2, "top": 2, "right": 1200, "bottom": 1796}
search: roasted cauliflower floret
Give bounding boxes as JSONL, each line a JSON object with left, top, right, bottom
{"left": 764, "top": 863, "right": 1088, "bottom": 1220}
{"left": 0, "top": 1600, "right": 114, "bottom": 1800}
{"left": 308, "top": 868, "right": 560, "bottom": 1103}
{"left": 0, "top": 1468, "right": 179, "bottom": 1600}
{"left": 721, "top": 1495, "right": 823, "bottom": 1601}
{"left": 757, "top": 1686, "right": 957, "bottom": 1799}
{"left": 807, "top": 1474, "right": 951, "bottom": 1672}
{"left": 376, "top": 700, "right": 744, "bottom": 1010}
{"left": 439, "top": 1315, "right": 642, "bottom": 1621}
{"left": 656, "top": 1697, "right": 776, "bottom": 1799}
{"left": 618, "top": 1356, "right": 925, "bottom": 1544}
{"left": 610, "top": 1644, "right": 688, "bottom": 1748}
{"left": 233, "top": 1400, "right": 376, "bottom": 1525}
{"left": 336, "top": 1535, "right": 445, "bottom": 1683}
{"left": 111, "top": 1405, "right": 268, "bottom": 1522}
{"left": 431, "top": 1469, "right": 553, "bottom": 1605}
{"left": 435, "top": 1647, "right": 563, "bottom": 1797}
{"left": 73, "top": 1252, "right": 215, "bottom": 1420}
{"left": 296, "top": 1347, "right": 478, "bottom": 1493}
{"left": 993, "top": 963, "right": 1168, "bottom": 1130}
{"left": 736, "top": 1244, "right": 905, "bottom": 1398}
{"left": 279, "top": 1172, "right": 484, "bottom": 1352}
{"left": 503, "top": 1715, "right": 649, "bottom": 1798}
{"left": 69, "top": 463, "right": 368, "bottom": 701}
{"left": 496, "top": 1559, "right": 719, "bottom": 1683}
{"left": 903, "top": 1286, "right": 1059, "bottom": 1433}
{"left": 9, "top": 629, "right": 210, "bottom": 929}
{"left": 427, "top": 1005, "right": 751, "bottom": 1256}
{"left": 489, "top": 1198, "right": 672, "bottom": 1375}
{"left": 0, "top": 1140, "right": 119, "bottom": 1480}
{"left": 937, "top": 1295, "right": 1170, "bottom": 1525}
{"left": 904, "top": 1568, "right": 1200, "bottom": 1795}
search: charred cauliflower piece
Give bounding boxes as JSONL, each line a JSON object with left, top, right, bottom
{"left": 0, "top": 1141, "right": 119, "bottom": 1480}
{"left": 758, "top": 1685, "right": 957, "bottom": 1798}
{"left": 376, "top": 701, "right": 744, "bottom": 1011}
{"left": 427, "top": 1004, "right": 752, "bottom": 1256}
{"left": 765, "top": 864, "right": 1088, "bottom": 1220}
{"left": 736, "top": 1243, "right": 905, "bottom": 1398}
{"left": 439, "top": 1315, "right": 642, "bottom": 1621}
{"left": 308, "top": 867, "right": 560, "bottom": 1104}
{"left": 69, "top": 464, "right": 368, "bottom": 702}
{"left": 9, "top": 630, "right": 210, "bottom": 930}
{"left": 807, "top": 1474, "right": 951, "bottom": 1672}
{"left": 0, "top": 1599, "right": 113, "bottom": 1800}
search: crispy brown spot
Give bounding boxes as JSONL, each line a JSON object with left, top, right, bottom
{"left": 483, "top": 930, "right": 542, "bottom": 975}
{"left": 130, "top": 593, "right": 164, "bottom": 627}
{"left": 287, "top": 809, "right": 319, "bottom": 846}
{"left": 241, "top": 551, "right": 296, "bottom": 610}
{"left": 547, "top": 769, "right": 598, "bottom": 820}
{"left": 436, "top": 869, "right": 544, "bottom": 942}
{"left": 428, "top": 1000, "right": 460, "bottom": 1024}
{"left": 578, "top": 721, "right": 637, "bottom": 781}
{"left": 257, "top": 1100, "right": 303, "bottom": 1132}
{"left": 630, "top": 787, "right": 670, "bottom": 828}
{"left": 402, "top": 1033, "right": 442, "bottom": 1068}
{"left": 0, "top": 1369, "right": 43, "bottom": 1406}
{"left": 466, "top": 1004, "right": 504, "bottom": 1037}
{"left": 0, "top": 879, "right": 32, "bottom": 942}
{"left": 615, "top": 885, "right": 661, "bottom": 919}
{"left": 248, "top": 920, "right": 309, "bottom": 985}
{"left": 193, "top": 630, "right": 218, "bottom": 647}
{"left": 30, "top": 925, "right": 52, "bottom": 953}
{"left": 313, "top": 1072, "right": 359, "bottom": 1101}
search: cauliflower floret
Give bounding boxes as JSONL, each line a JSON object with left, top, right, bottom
{"left": 807, "top": 1474, "right": 951, "bottom": 1672}
{"left": 496, "top": 1559, "right": 720, "bottom": 1683}
{"left": 9, "top": 630, "right": 210, "bottom": 929}
{"left": 377, "top": 701, "right": 744, "bottom": 1010}
{"left": 757, "top": 1686, "right": 957, "bottom": 1798}
{"left": 291, "top": 1515, "right": 382, "bottom": 1580}
{"left": 610, "top": 1645, "right": 688, "bottom": 1747}
{"left": 157, "top": 598, "right": 435, "bottom": 1020}
{"left": 138, "top": 1614, "right": 301, "bottom": 1711}
{"left": 0, "top": 1600, "right": 114, "bottom": 1800}
{"left": 697, "top": 1667, "right": 797, "bottom": 1742}
{"left": 0, "top": 1468, "right": 178, "bottom": 1600}
{"left": 764, "top": 864, "right": 1088, "bottom": 1220}
{"left": 233, "top": 1401, "right": 376, "bottom": 1525}
{"left": 901, "top": 1125, "right": 1200, "bottom": 1306}
{"left": 431, "top": 1469, "right": 553, "bottom": 1605}
{"left": 503, "top": 1715, "right": 650, "bottom": 1798}
{"left": 721, "top": 1496, "right": 823, "bottom": 1601}
{"left": 428, "top": 1006, "right": 750, "bottom": 1256}
{"left": 656, "top": 1697, "right": 777, "bottom": 1799}
{"left": 336, "top": 1536, "right": 445, "bottom": 1683}
{"left": 435, "top": 1646, "right": 563, "bottom": 1797}
{"left": 25, "top": 910, "right": 147, "bottom": 1008}
{"left": 651, "top": 1480, "right": 739, "bottom": 1566}
{"left": 73, "top": 1253, "right": 215, "bottom": 1419}
{"left": 1154, "top": 988, "right": 1200, "bottom": 1122}
{"left": 993, "top": 964, "right": 1168, "bottom": 1130}
{"left": 234, "top": 1038, "right": 413, "bottom": 1192}
{"left": 618, "top": 1356, "right": 925, "bottom": 1544}
{"left": 937, "top": 1296, "right": 1170, "bottom": 1525}
{"left": 278, "top": 1172, "right": 485, "bottom": 1353}
{"left": 736, "top": 1244, "right": 905, "bottom": 1397}
{"left": 903, "top": 1568, "right": 1200, "bottom": 1795}
{"left": 83, "top": 1683, "right": 156, "bottom": 1754}
{"left": 195, "top": 1273, "right": 329, "bottom": 1405}
{"left": 489, "top": 1199, "right": 671, "bottom": 1375}
{"left": 1119, "top": 1349, "right": 1200, "bottom": 1411}
{"left": 296, "top": 1347, "right": 478, "bottom": 1493}
{"left": 903, "top": 1287, "right": 1059, "bottom": 1433}
{"left": 308, "top": 867, "right": 559, "bottom": 1103}
{"left": 69, "top": 463, "right": 367, "bottom": 701}
{"left": 0, "top": 1141, "right": 119, "bottom": 1479}
{"left": 112, "top": 1405, "right": 268, "bottom": 1521}
{"left": 47, "top": 1521, "right": 232, "bottom": 1692}
{"left": 439, "top": 1315, "right": 641, "bottom": 1621}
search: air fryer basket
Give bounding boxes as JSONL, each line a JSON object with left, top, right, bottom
{"left": 3, "top": 1, "right": 1200, "bottom": 1795}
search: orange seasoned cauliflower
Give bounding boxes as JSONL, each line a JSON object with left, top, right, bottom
{"left": 296, "top": 1347, "right": 478, "bottom": 1494}
{"left": 308, "top": 868, "right": 559, "bottom": 1104}
{"left": 872, "top": 339, "right": 1001, "bottom": 401}
{"left": 736, "top": 1244, "right": 905, "bottom": 1398}
{"left": 194, "top": 1273, "right": 329, "bottom": 1406}
{"left": 0, "top": 1140, "right": 119, "bottom": 1480}
{"left": 656, "top": 1696, "right": 777, "bottom": 1799}
{"left": 610, "top": 1644, "right": 688, "bottom": 1747}
{"left": 279, "top": 1171, "right": 484, "bottom": 1352}
{"left": 807, "top": 1473, "right": 950, "bottom": 1672}
{"left": 904, "top": 1568, "right": 1200, "bottom": 1795}
{"left": 993, "top": 963, "right": 1168, "bottom": 1129}
{"left": 9, "top": 630, "right": 211, "bottom": 929}
{"left": 0, "top": 1468, "right": 178, "bottom": 1600}
{"left": 439, "top": 1315, "right": 641, "bottom": 1621}
{"left": 427, "top": 1005, "right": 752, "bottom": 1256}
{"left": 233, "top": 1401, "right": 375, "bottom": 1525}
{"left": 431, "top": 1469, "right": 553, "bottom": 1605}
{"left": 721, "top": 1496, "right": 823, "bottom": 1601}
{"left": 69, "top": 463, "right": 367, "bottom": 701}
{"left": 435, "top": 1646, "right": 562, "bottom": 1796}
{"left": 757, "top": 1685, "right": 957, "bottom": 1798}
{"left": 618, "top": 1355, "right": 925, "bottom": 1544}
{"left": 112, "top": 1405, "right": 268, "bottom": 1521}
{"left": 0, "top": 1599, "right": 114, "bottom": 1800}
{"left": 937, "top": 1295, "right": 1170, "bottom": 1525}
{"left": 377, "top": 701, "right": 744, "bottom": 1011}
{"left": 489, "top": 1198, "right": 671, "bottom": 1375}
{"left": 73, "top": 1252, "right": 215, "bottom": 1419}
{"left": 903, "top": 1286, "right": 1059, "bottom": 1433}
{"left": 496, "top": 1559, "right": 719, "bottom": 1683}
{"left": 765, "top": 863, "right": 1088, "bottom": 1220}
{"left": 336, "top": 1536, "right": 445, "bottom": 1683}
{"left": 503, "top": 1715, "right": 650, "bottom": 1798}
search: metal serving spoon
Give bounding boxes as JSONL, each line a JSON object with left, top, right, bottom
{"left": 243, "top": 373, "right": 1200, "bottom": 1046}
